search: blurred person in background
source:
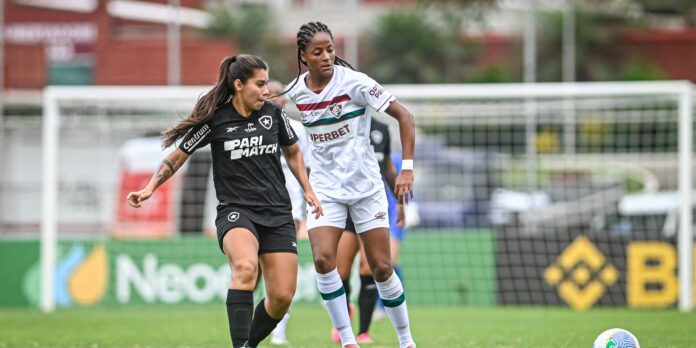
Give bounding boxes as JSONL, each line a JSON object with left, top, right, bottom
{"left": 267, "top": 79, "right": 310, "bottom": 346}
{"left": 126, "top": 55, "right": 322, "bottom": 348}
{"left": 373, "top": 150, "right": 420, "bottom": 322}
{"left": 269, "top": 80, "right": 310, "bottom": 239}
{"left": 385, "top": 150, "right": 419, "bottom": 283}
{"left": 281, "top": 21, "right": 416, "bottom": 348}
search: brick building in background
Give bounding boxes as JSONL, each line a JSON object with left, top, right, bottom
{"left": 4, "top": 0, "right": 233, "bottom": 89}
{"left": 4, "top": 0, "right": 696, "bottom": 90}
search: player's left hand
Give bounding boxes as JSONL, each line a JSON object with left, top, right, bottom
{"left": 304, "top": 190, "right": 324, "bottom": 219}
{"left": 394, "top": 170, "right": 414, "bottom": 205}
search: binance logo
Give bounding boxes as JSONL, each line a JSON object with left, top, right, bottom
{"left": 544, "top": 235, "right": 619, "bottom": 310}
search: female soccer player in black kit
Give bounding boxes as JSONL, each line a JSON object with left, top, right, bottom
{"left": 126, "top": 55, "right": 322, "bottom": 348}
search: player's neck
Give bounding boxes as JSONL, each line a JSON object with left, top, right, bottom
{"left": 232, "top": 98, "right": 253, "bottom": 118}
{"left": 305, "top": 71, "right": 333, "bottom": 94}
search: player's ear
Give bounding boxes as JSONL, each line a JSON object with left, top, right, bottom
{"left": 233, "top": 79, "right": 243, "bottom": 93}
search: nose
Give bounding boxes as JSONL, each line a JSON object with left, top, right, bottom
{"left": 322, "top": 51, "right": 331, "bottom": 62}
{"left": 262, "top": 85, "right": 269, "bottom": 97}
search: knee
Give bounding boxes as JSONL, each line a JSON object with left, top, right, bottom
{"left": 371, "top": 261, "right": 393, "bottom": 282}
{"left": 313, "top": 253, "right": 336, "bottom": 274}
{"left": 231, "top": 260, "right": 258, "bottom": 287}
{"left": 267, "top": 289, "right": 294, "bottom": 313}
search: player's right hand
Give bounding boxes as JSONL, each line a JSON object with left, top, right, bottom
{"left": 127, "top": 189, "right": 152, "bottom": 208}
{"left": 304, "top": 189, "right": 324, "bottom": 219}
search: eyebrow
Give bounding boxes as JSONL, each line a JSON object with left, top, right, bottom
{"left": 313, "top": 45, "right": 333, "bottom": 51}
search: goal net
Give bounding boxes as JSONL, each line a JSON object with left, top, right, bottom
{"left": 35, "top": 82, "right": 694, "bottom": 312}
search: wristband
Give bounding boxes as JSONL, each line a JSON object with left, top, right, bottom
{"left": 401, "top": 159, "right": 413, "bottom": 171}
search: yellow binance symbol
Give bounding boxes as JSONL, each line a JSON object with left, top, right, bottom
{"left": 544, "top": 235, "right": 619, "bottom": 310}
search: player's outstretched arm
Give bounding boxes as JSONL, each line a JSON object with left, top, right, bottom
{"left": 385, "top": 101, "right": 415, "bottom": 204}
{"left": 127, "top": 148, "right": 190, "bottom": 208}
{"left": 282, "top": 143, "right": 323, "bottom": 219}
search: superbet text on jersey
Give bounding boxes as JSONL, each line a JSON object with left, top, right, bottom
{"left": 287, "top": 66, "right": 395, "bottom": 200}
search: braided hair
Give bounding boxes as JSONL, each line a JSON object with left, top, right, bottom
{"left": 278, "top": 21, "right": 354, "bottom": 96}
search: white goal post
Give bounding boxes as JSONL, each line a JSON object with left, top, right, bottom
{"left": 41, "top": 86, "right": 209, "bottom": 312}
{"left": 41, "top": 81, "right": 694, "bottom": 312}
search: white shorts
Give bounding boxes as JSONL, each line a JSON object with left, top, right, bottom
{"left": 307, "top": 188, "right": 390, "bottom": 233}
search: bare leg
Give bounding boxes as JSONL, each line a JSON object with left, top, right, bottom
{"left": 358, "top": 227, "right": 393, "bottom": 282}
{"left": 222, "top": 228, "right": 259, "bottom": 348}
{"left": 337, "top": 232, "right": 360, "bottom": 280}
{"left": 244, "top": 252, "right": 298, "bottom": 347}
{"left": 260, "top": 252, "right": 298, "bottom": 318}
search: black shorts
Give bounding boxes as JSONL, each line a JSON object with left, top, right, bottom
{"left": 215, "top": 205, "right": 297, "bottom": 255}
{"left": 345, "top": 214, "right": 356, "bottom": 234}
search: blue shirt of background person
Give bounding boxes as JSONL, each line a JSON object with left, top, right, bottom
{"left": 387, "top": 151, "right": 406, "bottom": 241}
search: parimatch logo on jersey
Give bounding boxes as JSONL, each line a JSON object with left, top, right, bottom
{"left": 224, "top": 135, "right": 277, "bottom": 160}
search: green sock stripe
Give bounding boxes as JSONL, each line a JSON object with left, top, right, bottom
{"left": 381, "top": 293, "right": 406, "bottom": 308}
{"left": 320, "top": 287, "right": 346, "bottom": 301}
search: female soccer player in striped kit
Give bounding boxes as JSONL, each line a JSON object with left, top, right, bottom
{"left": 281, "top": 22, "right": 417, "bottom": 348}
{"left": 126, "top": 55, "right": 322, "bottom": 348}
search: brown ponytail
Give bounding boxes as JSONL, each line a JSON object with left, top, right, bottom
{"left": 161, "top": 54, "right": 268, "bottom": 148}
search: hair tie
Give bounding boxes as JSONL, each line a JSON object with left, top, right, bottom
{"left": 226, "top": 56, "right": 237, "bottom": 74}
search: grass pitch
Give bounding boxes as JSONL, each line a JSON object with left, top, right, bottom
{"left": 1, "top": 304, "right": 694, "bottom": 347}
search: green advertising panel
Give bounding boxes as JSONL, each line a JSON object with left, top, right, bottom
{"left": 0, "top": 241, "right": 40, "bottom": 307}
{"left": 400, "top": 230, "right": 496, "bottom": 306}
{"left": 0, "top": 240, "right": 105, "bottom": 308}
{"left": 0, "top": 231, "right": 496, "bottom": 308}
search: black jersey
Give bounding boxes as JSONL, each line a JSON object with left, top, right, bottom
{"left": 369, "top": 119, "right": 391, "bottom": 177}
{"left": 178, "top": 101, "right": 298, "bottom": 226}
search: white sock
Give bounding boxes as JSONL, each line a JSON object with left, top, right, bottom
{"left": 271, "top": 313, "right": 289, "bottom": 339}
{"left": 317, "top": 269, "right": 356, "bottom": 346}
{"left": 376, "top": 272, "right": 415, "bottom": 348}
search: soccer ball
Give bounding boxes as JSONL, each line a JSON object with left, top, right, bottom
{"left": 593, "top": 328, "right": 640, "bottom": 348}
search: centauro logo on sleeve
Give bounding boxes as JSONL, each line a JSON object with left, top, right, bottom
{"left": 224, "top": 135, "right": 278, "bottom": 160}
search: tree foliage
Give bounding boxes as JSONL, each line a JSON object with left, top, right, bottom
{"left": 204, "top": 4, "right": 295, "bottom": 82}
{"left": 361, "top": 6, "right": 491, "bottom": 83}
{"left": 362, "top": 9, "right": 447, "bottom": 83}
